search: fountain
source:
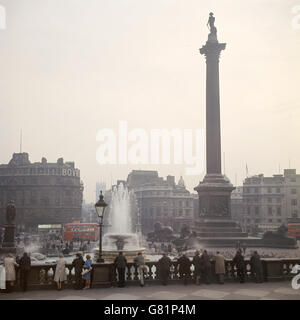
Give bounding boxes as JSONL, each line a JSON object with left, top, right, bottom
{"left": 94, "top": 183, "right": 145, "bottom": 262}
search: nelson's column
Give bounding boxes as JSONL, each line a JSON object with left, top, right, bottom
{"left": 193, "top": 13, "right": 248, "bottom": 246}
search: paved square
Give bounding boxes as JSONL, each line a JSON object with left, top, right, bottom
{"left": 146, "top": 291, "right": 187, "bottom": 300}
{"left": 57, "top": 295, "right": 97, "bottom": 300}
{"left": 233, "top": 289, "right": 269, "bottom": 298}
{"left": 100, "top": 293, "right": 140, "bottom": 300}
{"left": 191, "top": 289, "right": 230, "bottom": 299}
{"left": 1, "top": 282, "right": 300, "bottom": 300}
{"left": 274, "top": 287, "right": 300, "bottom": 296}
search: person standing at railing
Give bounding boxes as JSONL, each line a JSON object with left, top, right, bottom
{"left": 250, "top": 251, "right": 263, "bottom": 283}
{"left": 212, "top": 251, "right": 225, "bottom": 284}
{"left": 200, "top": 250, "right": 211, "bottom": 285}
{"left": 134, "top": 252, "right": 148, "bottom": 287}
{"left": 177, "top": 253, "right": 191, "bottom": 286}
{"left": 158, "top": 253, "right": 172, "bottom": 286}
{"left": 4, "top": 253, "right": 19, "bottom": 293}
{"left": 19, "top": 252, "right": 31, "bottom": 292}
{"left": 54, "top": 254, "right": 67, "bottom": 291}
{"left": 82, "top": 254, "right": 92, "bottom": 289}
{"left": 114, "top": 251, "right": 127, "bottom": 288}
{"left": 72, "top": 252, "right": 85, "bottom": 290}
{"left": 232, "top": 250, "right": 246, "bottom": 283}
{"left": 192, "top": 250, "right": 202, "bottom": 285}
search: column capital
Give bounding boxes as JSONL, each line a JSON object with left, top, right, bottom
{"left": 199, "top": 42, "right": 226, "bottom": 57}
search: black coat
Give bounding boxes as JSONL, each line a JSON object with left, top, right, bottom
{"left": 192, "top": 255, "right": 203, "bottom": 275}
{"left": 232, "top": 253, "right": 245, "bottom": 271}
{"left": 72, "top": 256, "right": 85, "bottom": 273}
{"left": 158, "top": 256, "right": 171, "bottom": 271}
{"left": 114, "top": 255, "right": 127, "bottom": 269}
{"left": 177, "top": 256, "right": 191, "bottom": 274}
{"left": 19, "top": 256, "right": 31, "bottom": 271}
{"left": 250, "top": 253, "right": 262, "bottom": 272}
{"left": 201, "top": 253, "right": 211, "bottom": 270}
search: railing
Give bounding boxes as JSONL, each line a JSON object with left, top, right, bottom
{"left": 1, "top": 258, "right": 300, "bottom": 292}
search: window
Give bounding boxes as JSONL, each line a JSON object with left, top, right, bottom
{"left": 277, "top": 219, "right": 282, "bottom": 223}
{"left": 255, "top": 207, "right": 259, "bottom": 215}
{"left": 268, "top": 207, "right": 272, "bottom": 216}
{"left": 254, "top": 187, "right": 258, "bottom": 193}
{"left": 276, "top": 207, "right": 281, "bottom": 216}
{"left": 292, "top": 210, "right": 298, "bottom": 218}
{"left": 247, "top": 207, "right": 251, "bottom": 215}
{"left": 268, "top": 198, "right": 272, "bottom": 203}
{"left": 276, "top": 198, "right": 281, "bottom": 203}
{"left": 291, "top": 199, "right": 297, "bottom": 206}
{"left": 276, "top": 188, "right": 280, "bottom": 193}
{"left": 268, "top": 219, "right": 273, "bottom": 223}
{"left": 291, "top": 189, "right": 297, "bottom": 194}
{"left": 268, "top": 187, "right": 272, "bottom": 193}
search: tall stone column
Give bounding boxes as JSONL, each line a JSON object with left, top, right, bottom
{"left": 201, "top": 41, "right": 225, "bottom": 175}
{"left": 194, "top": 13, "right": 235, "bottom": 220}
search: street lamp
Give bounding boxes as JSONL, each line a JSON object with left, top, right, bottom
{"left": 95, "top": 190, "right": 108, "bottom": 263}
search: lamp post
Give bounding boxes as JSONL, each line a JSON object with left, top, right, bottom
{"left": 95, "top": 191, "right": 108, "bottom": 263}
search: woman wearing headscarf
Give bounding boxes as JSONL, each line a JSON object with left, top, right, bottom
{"left": 54, "top": 254, "right": 67, "bottom": 291}
{"left": 4, "top": 253, "right": 19, "bottom": 293}
{"left": 82, "top": 254, "right": 92, "bottom": 289}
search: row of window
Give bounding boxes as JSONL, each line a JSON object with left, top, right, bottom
{"left": 244, "top": 187, "right": 297, "bottom": 194}
{"left": 143, "top": 207, "right": 193, "bottom": 218}
{"left": 244, "top": 218, "right": 283, "bottom": 223}
{"left": 246, "top": 206, "right": 282, "bottom": 216}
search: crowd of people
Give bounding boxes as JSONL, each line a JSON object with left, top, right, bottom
{"left": 0, "top": 251, "right": 94, "bottom": 293}
{"left": 0, "top": 247, "right": 285, "bottom": 293}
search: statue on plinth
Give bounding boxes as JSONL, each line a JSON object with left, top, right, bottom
{"left": 206, "top": 12, "right": 218, "bottom": 43}
{"left": 6, "top": 200, "right": 16, "bottom": 224}
{"left": 1, "top": 201, "right": 17, "bottom": 251}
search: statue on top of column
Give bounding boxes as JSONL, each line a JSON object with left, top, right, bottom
{"left": 207, "top": 12, "right": 218, "bottom": 43}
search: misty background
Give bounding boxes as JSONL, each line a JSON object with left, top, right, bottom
{"left": 0, "top": 0, "right": 299, "bottom": 203}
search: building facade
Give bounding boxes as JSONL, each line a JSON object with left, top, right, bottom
{"left": 242, "top": 169, "right": 300, "bottom": 233}
{"left": 0, "top": 153, "right": 84, "bottom": 231}
{"left": 231, "top": 186, "right": 244, "bottom": 228}
{"left": 126, "top": 170, "right": 195, "bottom": 235}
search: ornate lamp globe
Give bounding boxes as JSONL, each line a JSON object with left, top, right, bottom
{"left": 95, "top": 191, "right": 108, "bottom": 218}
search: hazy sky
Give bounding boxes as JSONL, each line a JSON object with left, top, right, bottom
{"left": 0, "top": 0, "right": 299, "bottom": 203}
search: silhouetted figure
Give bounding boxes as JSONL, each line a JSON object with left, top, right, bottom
{"left": 177, "top": 254, "right": 191, "bottom": 285}
{"left": 72, "top": 252, "right": 85, "bottom": 289}
{"left": 232, "top": 250, "right": 246, "bottom": 283}
{"left": 200, "top": 250, "right": 211, "bottom": 284}
{"left": 158, "top": 253, "right": 172, "bottom": 285}
{"left": 207, "top": 12, "right": 217, "bottom": 34}
{"left": 114, "top": 251, "right": 127, "bottom": 287}
{"left": 19, "top": 252, "right": 31, "bottom": 292}
{"left": 250, "top": 251, "right": 263, "bottom": 283}
{"left": 192, "top": 250, "right": 202, "bottom": 285}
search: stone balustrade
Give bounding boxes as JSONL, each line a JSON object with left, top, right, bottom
{"left": 1, "top": 258, "right": 299, "bottom": 292}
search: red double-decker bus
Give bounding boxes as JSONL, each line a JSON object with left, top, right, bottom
{"left": 64, "top": 221, "right": 99, "bottom": 241}
{"left": 288, "top": 223, "right": 300, "bottom": 240}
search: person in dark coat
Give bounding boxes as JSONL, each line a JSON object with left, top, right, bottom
{"left": 192, "top": 250, "right": 202, "bottom": 285}
{"left": 177, "top": 253, "right": 191, "bottom": 285}
{"left": 114, "top": 251, "right": 127, "bottom": 287}
{"left": 200, "top": 250, "right": 211, "bottom": 284}
{"left": 158, "top": 253, "right": 172, "bottom": 285}
{"left": 19, "top": 252, "right": 31, "bottom": 292}
{"left": 72, "top": 252, "right": 85, "bottom": 289}
{"left": 232, "top": 250, "right": 246, "bottom": 283}
{"left": 250, "top": 251, "right": 263, "bottom": 283}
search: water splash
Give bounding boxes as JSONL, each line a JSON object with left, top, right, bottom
{"left": 109, "top": 183, "right": 132, "bottom": 234}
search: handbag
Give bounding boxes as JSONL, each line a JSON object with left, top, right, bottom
{"left": 81, "top": 267, "right": 92, "bottom": 276}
